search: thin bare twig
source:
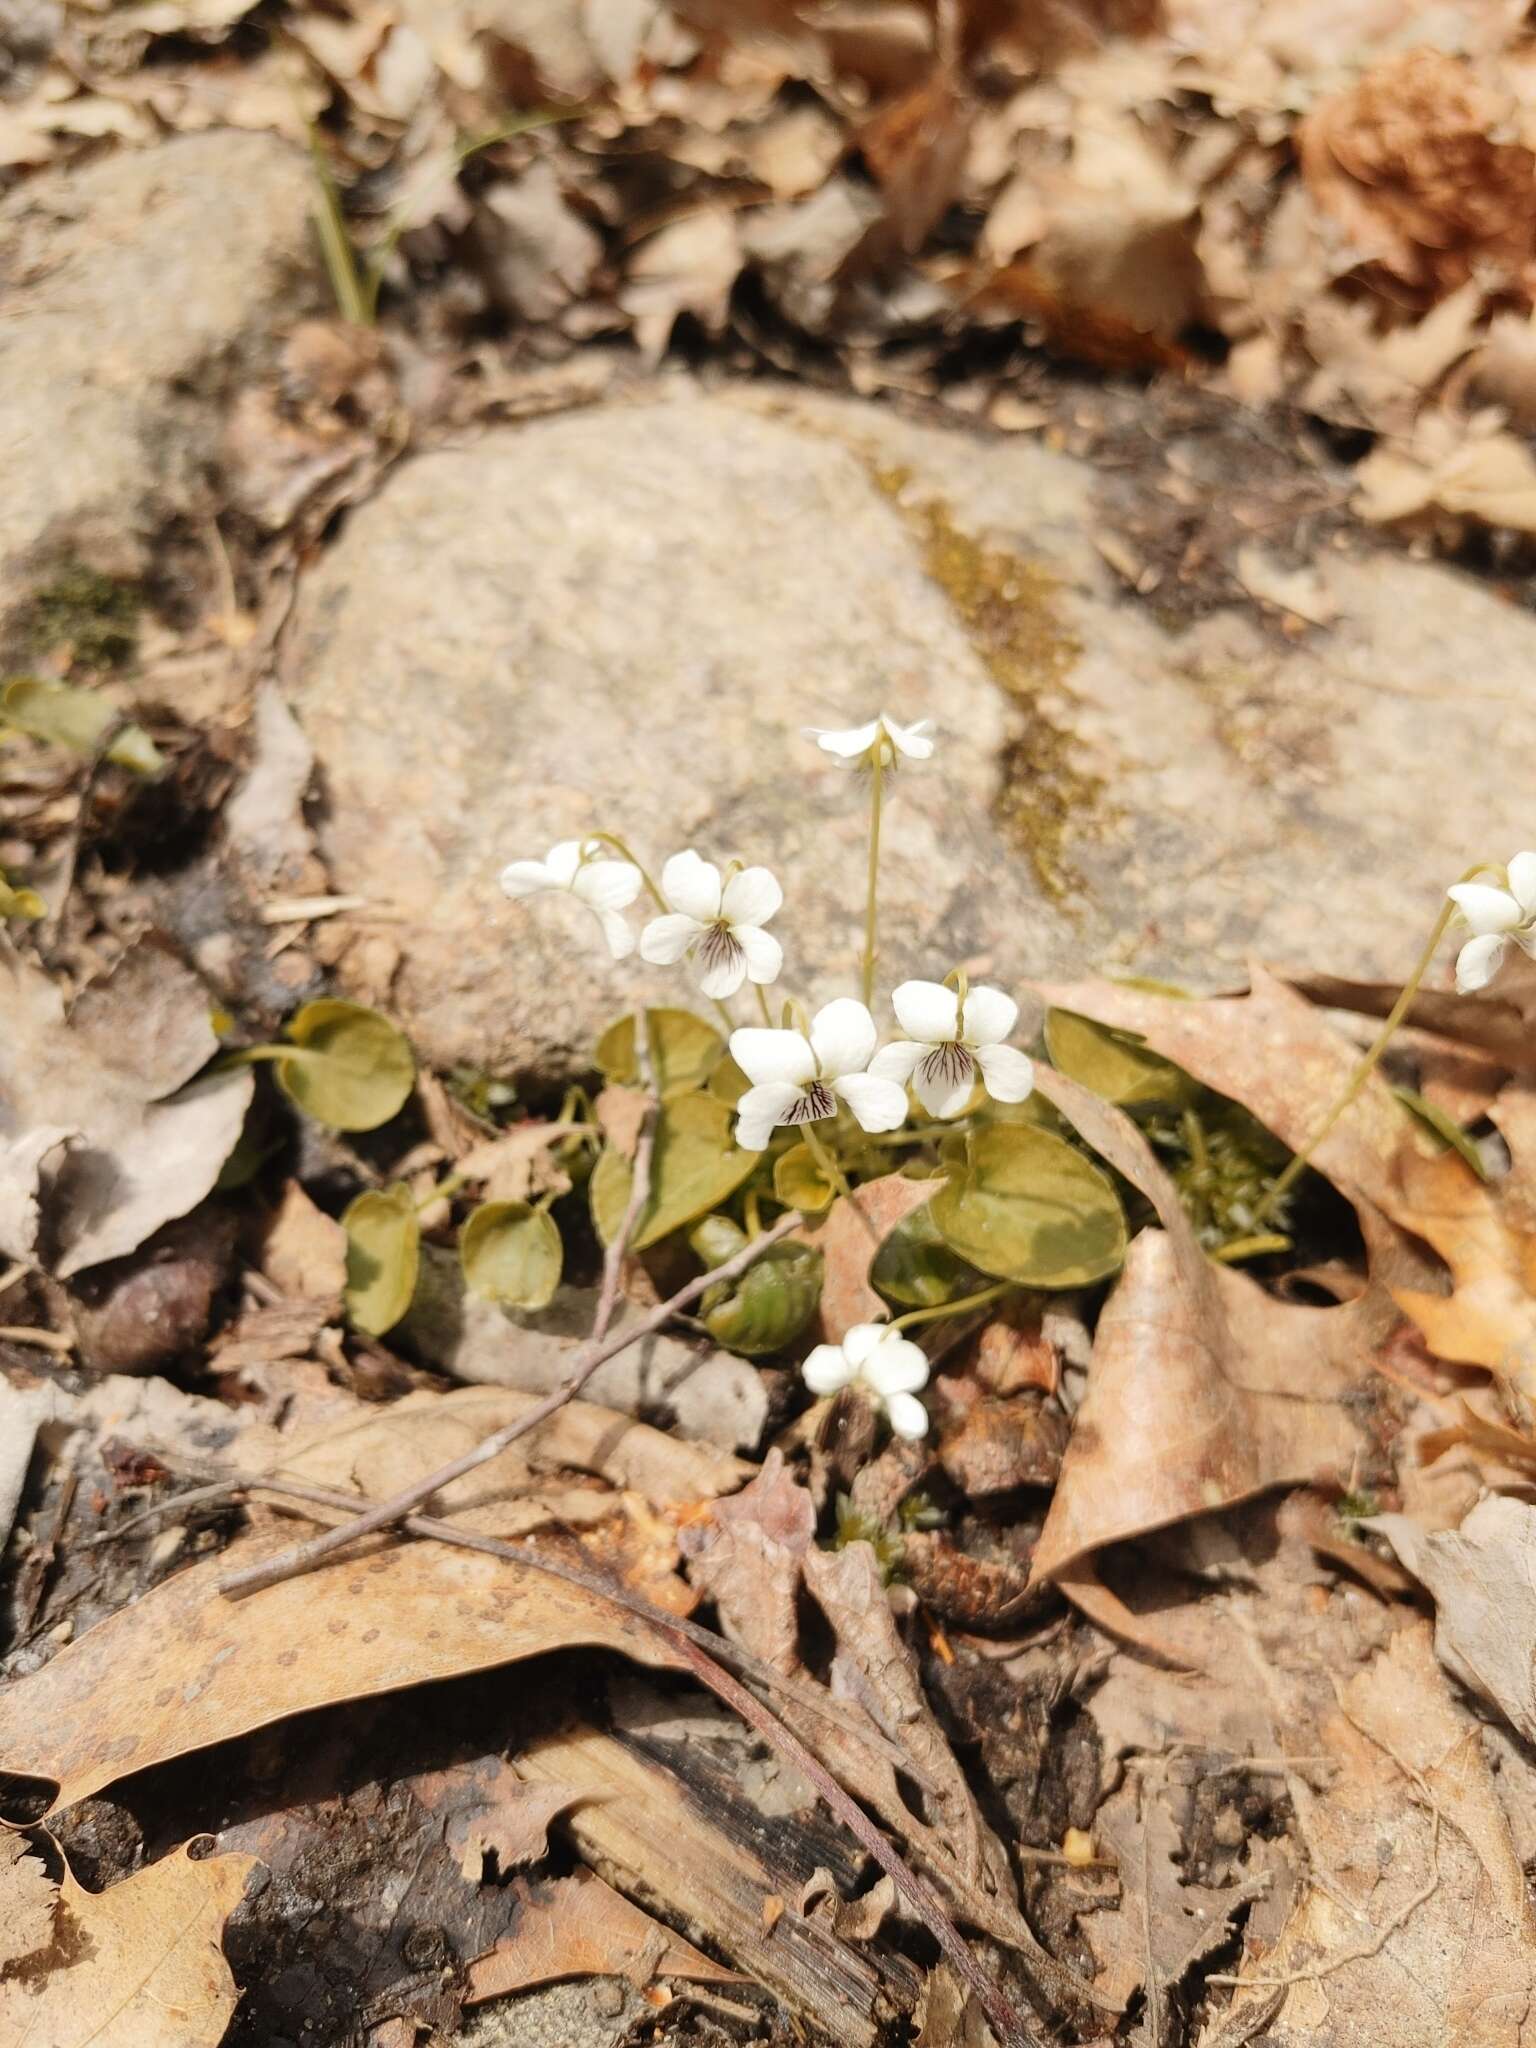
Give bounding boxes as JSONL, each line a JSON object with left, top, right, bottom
{"left": 221, "top": 1209, "right": 800, "bottom": 1595}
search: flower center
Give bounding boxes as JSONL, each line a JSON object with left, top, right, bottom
{"left": 918, "top": 1041, "right": 975, "bottom": 1092}
{"left": 781, "top": 1081, "right": 837, "bottom": 1126}
{"left": 696, "top": 920, "right": 745, "bottom": 977}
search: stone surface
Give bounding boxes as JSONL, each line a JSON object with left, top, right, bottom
{"left": 285, "top": 382, "right": 1536, "bottom": 1077}
{"left": 0, "top": 131, "right": 315, "bottom": 616}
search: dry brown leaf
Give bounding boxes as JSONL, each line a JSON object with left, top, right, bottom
{"left": 0, "top": 1843, "right": 255, "bottom": 2048}
{"left": 1355, "top": 407, "right": 1536, "bottom": 536}
{"left": 0, "top": 1524, "right": 679, "bottom": 1815}
{"left": 259, "top": 1178, "right": 347, "bottom": 1301}
{"left": 0, "top": 948, "right": 254, "bottom": 1278}
{"left": 465, "top": 1868, "right": 737, "bottom": 2001}
{"left": 1030, "top": 1231, "right": 1366, "bottom": 1584}
{"left": 1282, "top": 963, "right": 1536, "bottom": 1077}
{"left": 620, "top": 207, "right": 743, "bottom": 361}
{"left": 224, "top": 681, "right": 316, "bottom": 885}
{"left": 408, "top": 1756, "right": 586, "bottom": 1881}
{"left": 0, "top": 1832, "right": 56, "bottom": 1969}
{"left": 1374, "top": 1495, "right": 1536, "bottom": 1746}
{"left": 1390, "top": 1145, "right": 1536, "bottom": 1385}
{"left": 1033, "top": 969, "right": 1426, "bottom": 1224}
{"left": 679, "top": 1446, "right": 814, "bottom": 1677}
{"left": 798, "top": 1171, "right": 938, "bottom": 1342}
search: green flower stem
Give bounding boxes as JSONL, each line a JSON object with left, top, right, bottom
{"left": 755, "top": 982, "right": 774, "bottom": 1026}
{"left": 802, "top": 1123, "right": 854, "bottom": 1201}
{"left": 414, "top": 1169, "right": 467, "bottom": 1215}
{"left": 1209, "top": 1232, "right": 1293, "bottom": 1265}
{"left": 889, "top": 1280, "right": 1015, "bottom": 1333}
{"left": 1252, "top": 865, "right": 1495, "bottom": 1227}
{"left": 861, "top": 745, "right": 885, "bottom": 1008}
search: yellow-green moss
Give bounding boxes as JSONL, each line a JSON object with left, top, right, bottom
{"left": 870, "top": 464, "right": 1107, "bottom": 902}
{"left": 14, "top": 563, "right": 140, "bottom": 669}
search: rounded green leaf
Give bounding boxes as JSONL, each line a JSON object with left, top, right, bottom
{"left": 688, "top": 1213, "right": 748, "bottom": 1267}
{"left": 932, "top": 1124, "right": 1126, "bottom": 1287}
{"left": 702, "top": 1242, "right": 824, "bottom": 1357}
{"left": 1, "top": 676, "right": 165, "bottom": 776}
{"left": 277, "top": 999, "right": 415, "bottom": 1132}
{"left": 708, "top": 1053, "right": 749, "bottom": 1107}
{"left": 1044, "top": 1008, "right": 1193, "bottom": 1109}
{"left": 460, "top": 1199, "right": 564, "bottom": 1308}
{"left": 773, "top": 1141, "right": 835, "bottom": 1212}
{"left": 590, "top": 1093, "right": 757, "bottom": 1251}
{"left": 870, "top": 1203, "right": 989, "bottom": 1308}
{"left": 596, "top": 1008, "right": 723, "bottom": 1100}
{"left": 343, "top": 1185, "right": 421, "bottom": 1335}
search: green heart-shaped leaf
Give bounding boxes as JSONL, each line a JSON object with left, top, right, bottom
{"left": 276, "top": 999, "right": 415, "bottom": 1132}
{"left": 870, "top": 1202, "right": 989, "bottom": 1308}
{"left": 590, "top": 1092, "right": 757, "bottom": 1251}
{"left": 932, "top": 1123, "right": 1126, "bottom": 1287}
{"left": 1044, "top": 1008, "right": 1194, "bottom": 1109}
{"left": 773, "top": 1141, "right": 835, "bottom": 1213}
{"left": 1, "top": 677, "right": 165, "bottom": 776}
{"left": 596, "top": 1008, "right": 724, "bottom": 1100}
{"left": 460, "top": 1199, "right": 564, "bottom": 1308}
{"left": 343, "top": 1185, "right": 421, "bottom": 1335}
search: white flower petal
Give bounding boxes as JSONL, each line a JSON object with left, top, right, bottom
{"left": 809, "top": 997, "right": 877, "bottom": 1079}
{"left": 806, "top": 719, "right": 881, "bottom": 759}
{"left": 891, "top": 979, "right": 959, "bottom": 1045}
{"left": 696, "top": 941, "right": 748, "bottom": 999}
{"left": 571, "top": 859, "right": 642, "bottom": 912}
{"left": 638, "top": 912, "right": 703, "bottom": 965}
{"left": 883, "top": 1391, "right": 930, "bottom": 1440}
{"left": 1508, "top": 851, "right": 1536, "bottom": 916}
{"left": 862, "top": 1332, "right": 929, "bottom": 1397}
{"left": 734, "top": 1081, "right": 807, "bottom": 1151}
{"left": 728, "top": 1028, "right": 817, "bottom": 1088}
{"left": 912, "top": 1048, "right": 977, "bottom": 1120}
{"left": 1456, "top": 932, "right": 1509, "bottom": 993}
{"left": 868, "top": 1040, "right": 923, "bottom": 1087}
{"left": 974, "top": 1042, "right": 1035, "bottom": 1103}
{"left": 544, "top": 840, "right": 584, "bottom": 887}
{"left": 880, "top": 714, "right": 935, "bottom": 760}
{"left": 841, "top": 1323, "right": 889, "bottom": 1368}
{"left": 961, "top": 984, "right": 1018, "bottom": 1048}
{"left": 499, "top": 858, "right": 554, "bottom": 899}
{"left": 595, "top": 907, "right": 636, "bottom": 960}
{"left": 834, "top": 1072, "right": 910, "bottom": 1134}
{"left": 735, "top": 925, "right": 783, "bottom": 987}
{"left": 1448, "top": 882, "right": 1523, "bottom": 936}
{"left": 661, "top": 848, "right": 723, "bottom": 921}
{"left": 720, "top": 865, "right": 782, "bottom": 928}
{"left": 803, "top": 1342, "right": 859, "bottom": 1394}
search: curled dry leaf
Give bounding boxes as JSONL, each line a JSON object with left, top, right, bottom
{"left": 1373, "top": 1495, "right": 1536, "bottom": 1747}
{"left": 465, "top": 1868, "right": 737, "bottom": 2002}
{"left": 679, "top": 1446, "right": 814, "bottom": 1677}
{"left": 1032, "top": 970, "right": 1426, "bottom": 1224}
{"left": 798, "top": 1171, "right": 938, "bottom": 1342}
{"left": 0, "top": 1524, "right": 680, "bottom": 1815}
{"left": 0, "top": 1842, "right": 255, "bottom": 2048}
{"left": 259, "top": 1178, "right": 348, "bottom": 1302}
{"left": 0, "top": 947, "right": 253, "bottom": 1277}
{"left": 1389, "top": 1145, "right": 1536, "bottom": 1384}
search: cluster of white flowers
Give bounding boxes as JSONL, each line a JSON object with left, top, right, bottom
{"left": 1448, "top": 853, "right": 1536, "bottom": 993}
{"left": 499, "top": 714, "right": 1036, "bottom": 1442}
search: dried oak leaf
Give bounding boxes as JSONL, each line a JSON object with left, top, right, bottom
{"left": 1299, "top": 47, "right": 1536, "bottom": 301}
{"left": 1389, "top": 1145, "right": 1536, "bottom": 1383}
{"left": 0, "top": 1832, "right": 55, "bottom": 1969}
{"left": 408, "top": 1756, "right": 586, "bottom": 1882}
{"left": 0, "top": 1842, "right": 255, "bottom": 2048}
{"left": 679, "top": 1446, "right": 814, "bottom": 1678}
{"left": 797, "top": 1171, "right": 937, "bottom": 1342}
{"left": 1375, "top": 1494, "right": 1536, "bottom": 1746}
{"left": 465, "top": 1869, "right": 736, "bottom": 2001}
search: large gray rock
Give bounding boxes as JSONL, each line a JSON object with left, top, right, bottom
{"left": 286, "top": 384, "right": 1536, "bottom": 1076}
{"left": 0, "top": 132, "right": 315, "bottom": 615}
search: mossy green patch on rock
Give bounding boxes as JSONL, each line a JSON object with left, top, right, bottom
{"left": 10, "top": 562, "right": 140, "bottom": 670}
{"left": 871, "top": 464, "right": 1108, "bottom": 902}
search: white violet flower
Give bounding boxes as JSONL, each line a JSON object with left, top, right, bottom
{"left": 802, "top": 1322, "right": 931, "bottom": 1440}
{"left": 639, "top": 850, "right": 784, "bottom": 999}
{"left": 499, "top": 838, "right": 642, "bottom": 959}
{"left": 729, "top": 998, "right": 909, "bottom": 1151}
{"left": 870, "top": 980, "right": 1035, "bottom": 1118}
{"left": 1448, "top": 854, "right": 1536, "bottom": 992}
{"left": 804, "top": 713, "right": 936, "bottom": 765}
